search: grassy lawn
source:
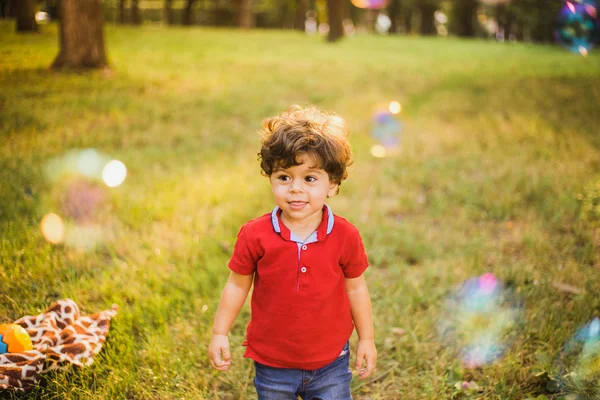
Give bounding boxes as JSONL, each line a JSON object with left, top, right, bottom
{"left": 1, "top": 20, "right": 600, "bottom": 399}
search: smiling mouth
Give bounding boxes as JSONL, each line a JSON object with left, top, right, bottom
{"left": 288, "top": 201, "right": 307, "bottom": 209}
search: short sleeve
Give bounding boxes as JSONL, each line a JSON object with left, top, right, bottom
{"left": 340, "top": 227, "right": 369, "bottom": 278}
{"left": 228, "top": 224, "right": 259, "bottom": 275}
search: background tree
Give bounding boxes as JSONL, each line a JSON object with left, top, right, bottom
{"left": 164, "top": 0, "right": 175, "bottom": 25}
{"left": 15, "top": 0, "right": 37, "bottom": 32}
{"left": 52, "top": 0, "right": 108, "bottom": 69}
{"left": 118, "top": 0, "right": 126, "bottom": 24}
{"left": 403, "top": 0, "right": 415, "bottom": 33}
{"left": 294, "top": 0, "right": 307, "bottom": 31}
{"left": 388, "top": 0, "right": 400, "bottom": 34}
{"left": 510, "top": 0, "right": 562, "bottom": 42}
{"left": 449, "top": 0, "right": 478, "bottom": 37}
{"left": 0, "top": 0, "right": 15, "bottom": 19}
{"left": 326, "top": 0, "right": 344, "bottom": 41}
{"left": 236, "top": 0, "right": 254, "bottom": 28}
{"left": 182, "top": 0, "right": 195, "bottom": 25}
{"left": 131, "top": 0, "right": 142, "bottom": 25}
{"left": 418, "top": 0, "right": 438, "bottom": 35}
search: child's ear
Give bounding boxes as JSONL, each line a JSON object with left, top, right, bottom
{"left": 327, "top": 182, "right": 339, "bottom": 198}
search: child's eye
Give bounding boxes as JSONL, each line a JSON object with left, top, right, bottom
{"left": 277, "top": 175, "right": 290, "bottom": 181}
{"left": 305, "top": 176, "right": 317, "bottom": 182}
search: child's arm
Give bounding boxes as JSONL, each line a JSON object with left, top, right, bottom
{"left": 346, "top": 274, "right": 377, "bottom": 379}
{"left": 208, "top": 271, "right": 254, "bottom": 371}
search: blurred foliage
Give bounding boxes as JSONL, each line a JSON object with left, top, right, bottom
{"left": 11, "top": 0, "right": 571, "bottom": 43}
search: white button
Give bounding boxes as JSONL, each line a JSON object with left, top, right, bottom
{"left": 301, "top": 245, "right": 307, "bottom": 250}
{"left": 301, "top": 267, "right": 307, "bottom": 273}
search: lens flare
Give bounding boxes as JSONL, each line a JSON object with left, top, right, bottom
{"left": 554, "top": 317, "right": 600, "bottom": 397}
{"left": 102, "top": 160, "right": 127, "bottom": 188}
{"left": 438, "top": 273, "right": 523, "bottom": 368}
{"left": 555, "top": 0, "right": 600, "bottom": 54}
{"left": 41, "top": 213, "right": 65, "bottom": 244}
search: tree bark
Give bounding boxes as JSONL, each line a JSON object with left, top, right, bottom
{"left": 403, "top": 4, "right": 413, "bottom": 34}
{"left": 15, "top": 0, "right": 37, "bottom": 32}
{"left": 388, "top": 0, "right": 400, "bottom": 34}
{"left": 118, "top": 0, "right": 126, "bottom": 24}
{"left": 294, "top": 0, "right": 307, "bottom": 31}
{"left": 130, "top": 0, "right": 142, "bottom": 24}
{"left": 326, "top": 0, "right": 344, "bottom": 42}
{"left": 182, "top": 0, "right": 195, "bottom": 25}
{"left": 418, "top": 2, "right": 436, "bottom": 36}
{"left": 451, "top": 0, "right": 478, "bottom": 37}
{"left": 1, "top": 0, "right": 16, "bottom": 18}
{"left": 236, "top": 0, "right": 254, "bottom": 28}
{"left": 51, "top": 0, "right": 108, "bottom": 69}
{"left": 164, "top": 0, "right": 174, "bottom": 25}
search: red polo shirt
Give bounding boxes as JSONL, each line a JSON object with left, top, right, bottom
{"left": 228, "top": 205, "right": 369, "bottom": 370}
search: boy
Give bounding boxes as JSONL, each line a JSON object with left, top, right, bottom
{"left": 208, "top": 105, "right": 376, "bottom": 399}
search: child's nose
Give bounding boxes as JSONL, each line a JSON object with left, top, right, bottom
{"left": 290, "top": 179, "right": 303, "bottom": 192}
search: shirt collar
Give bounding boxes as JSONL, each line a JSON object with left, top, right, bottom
{"left": 271, "top": 204, "right": 334, "bottom": 242}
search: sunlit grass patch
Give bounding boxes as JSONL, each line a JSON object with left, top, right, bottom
{"left": 1, "top": 20, "right": 599, "bottom": 399}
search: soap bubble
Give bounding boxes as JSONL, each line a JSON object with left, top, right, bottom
{"left": 370, "top": 102, "right": 403, "bottom": 157}
{"left": 41, "top": 149, "right": 126, "bottom": 250}
{"left": 554, "top": 318, "right": 600, "bottom": 398}
{"left": 555, "top": 0, "right": 600, "bottom": 55}
{"left": 351, "top": 0, "right": 390, "bottom": 10}
{"left": 438, "top": 273, "right": 524, "bottom": 368}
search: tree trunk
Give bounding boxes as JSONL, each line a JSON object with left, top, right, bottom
{"left": 294, "top": 0, "right": 307, "bottom": 31}
{"left": 182, "top": 0, "right": 195, "bottom": 25}
{"left": 130, "top": 0, "right": 142, "bottom": 24}
{"left": 326, "top": 0, "right": 343, "bottom": 42}
{"left": 164, "top": 0, "right": 174, "bottom": 24}
{"left": 451, "top": 0, "right": 477, "bottom": 37}
{"left": 118, "top": 0, "right": 126, "bottom": 24}
{"left": 418, "top": 2, "right": 436, "bottom": 36}
{"left": 403, "top": 5, "right": 413, "bottom": 34}
{"left": 51, "top": 0, "right": 108, "bottom": 69}
{"left": 1, "top": 0, "right": 16, "bottom": 18}
{"left": 388, "top": 0, "right": 400, "bottom": 34}
{"left": 15, "top": 0, "right": 37, "bottom": 32}
{"left": 236, "top": 0, "right": 254, "bottom": 28}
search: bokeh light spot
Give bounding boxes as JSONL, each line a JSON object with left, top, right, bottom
{"left": 102, "top": 160, "right": 127, "bottom": 187}
{"left": 370, "top": 144, "right": 387, "bottom": 158}
{"left": 41, "top": 213, "right": 65, "bottom": 244}
{"left": 389, "top": 101, "right": 402, "bottom": 114}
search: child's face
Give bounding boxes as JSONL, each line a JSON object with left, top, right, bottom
{"left": 270, "top": 153, "right": 338, "bottom": 225}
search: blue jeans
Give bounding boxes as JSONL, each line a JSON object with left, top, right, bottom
{"left": 253, "top": 342, "right": 353, "bottom": 400}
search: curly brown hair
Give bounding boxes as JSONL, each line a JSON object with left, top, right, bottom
{"left": 258, "top": 105, "right": 353, "bottom": 192}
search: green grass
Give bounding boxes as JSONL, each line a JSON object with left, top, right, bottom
{"left": 1, "top": 21, "right": 600, "bottom": 399}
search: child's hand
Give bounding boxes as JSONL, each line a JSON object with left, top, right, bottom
{"left": 208, "top": 334, "right": 232, "bottom": 371}
{"left": 355, "top": 339, "right": 377, "bottom": 379}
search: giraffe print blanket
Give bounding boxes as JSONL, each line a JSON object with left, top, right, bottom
{"left": 0, "top": 298, "right": 118, "bottom": 390}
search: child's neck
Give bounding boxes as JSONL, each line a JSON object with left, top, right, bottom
{"left": 281, "top": 210, "right": 322, "bottom": 242}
